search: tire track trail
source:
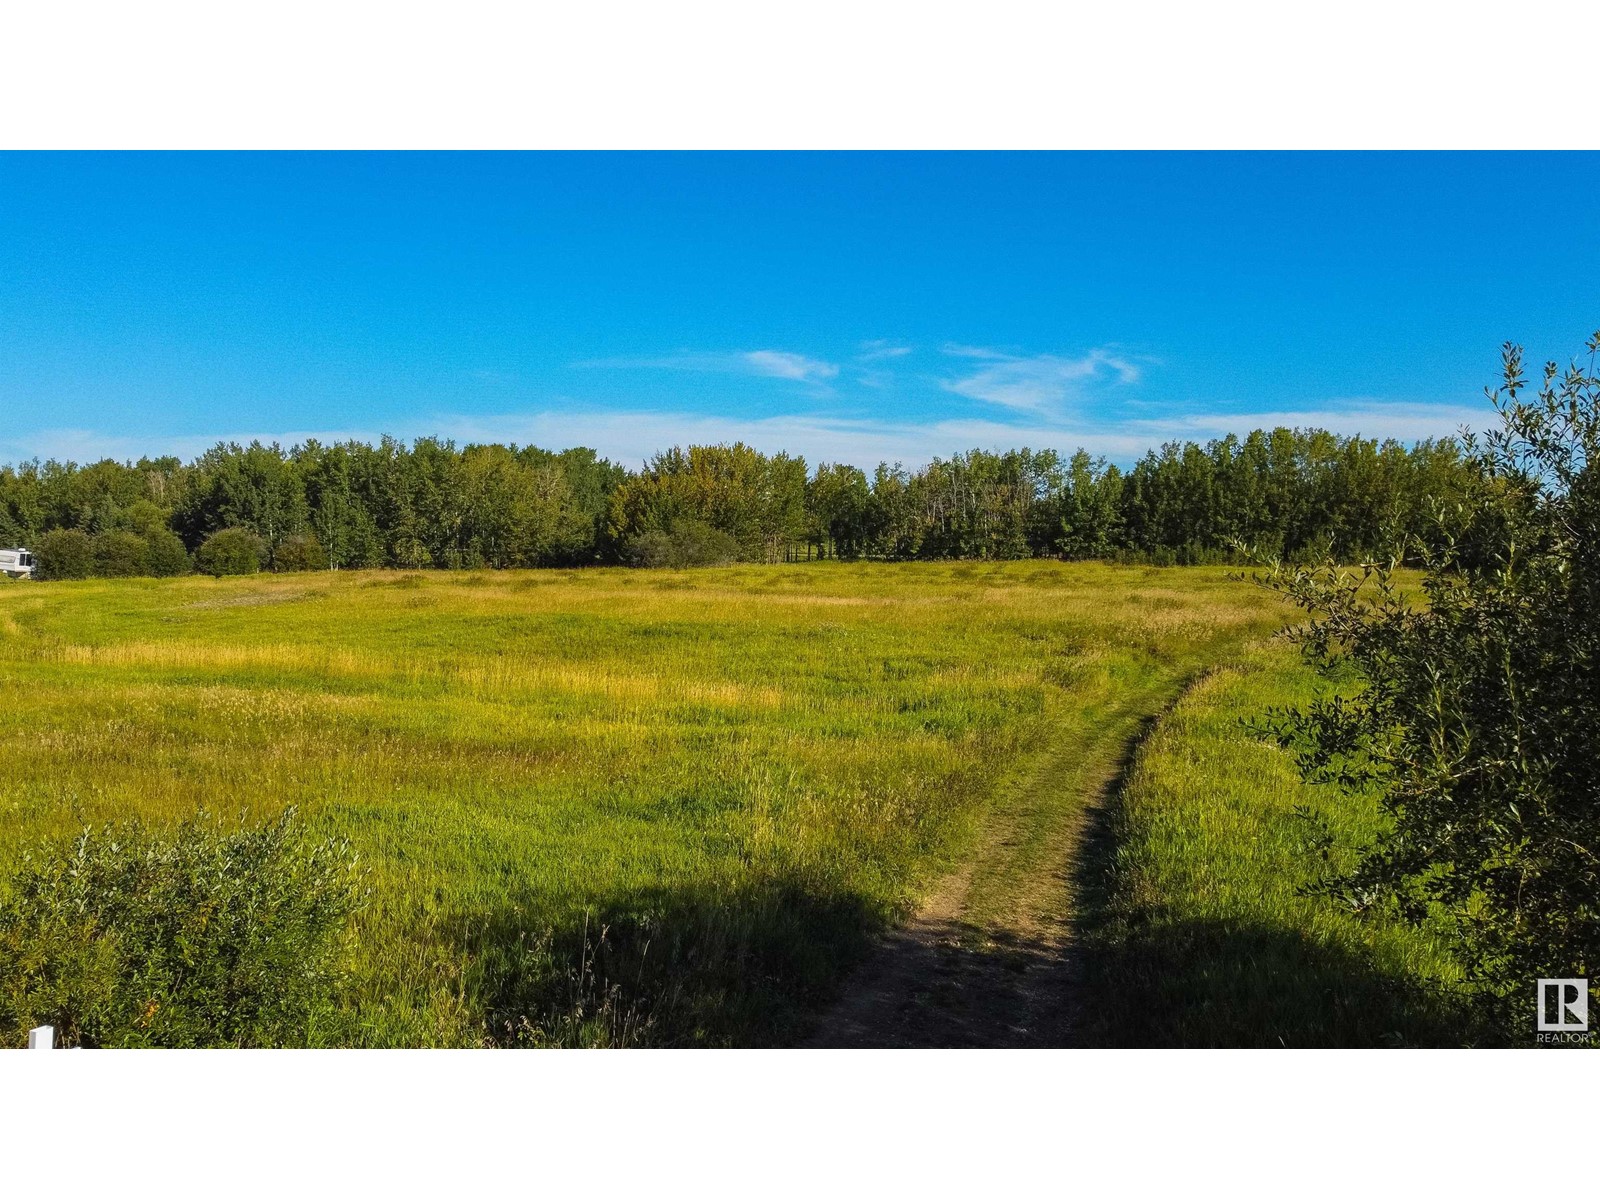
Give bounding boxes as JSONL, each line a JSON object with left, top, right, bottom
{"left": 806, "top": 678, "right": 1193, "bottom": 1049}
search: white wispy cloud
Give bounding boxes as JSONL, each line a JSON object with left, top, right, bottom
{"left": 0, "top": 413, "right": 1139, "bottom": 473}
{"left": 940, "top": 344, "right": 1143, "bottom": 414}
{"left": 941, "top": 343, "right": 1003, "bottom": 359}
{"left": 1126, "top": 403, "right": 1487, "bottom": 444}
{"left": 5, "top": 397, "right": 1483, "bottom": 479}
{"left": 0, "top": 427, "right": 384, "bottom": 465}
{"left": 741, "top": 350, "right": 838, "bottom": 383}
{"left": 451, "top": 400, "right": 1487, "bottom": 466}
{"left": 857, "top": 340, "right": 913, "bottom": 362}
{"left": 573, "top": 348, "right": 838, "bottom": 387}
{"left": 437, "top": 409, "right": 1149, "bottom": 469}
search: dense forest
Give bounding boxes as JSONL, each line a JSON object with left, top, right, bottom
{"left": 0, "top": 427, "right": 1481, "bottom": 577}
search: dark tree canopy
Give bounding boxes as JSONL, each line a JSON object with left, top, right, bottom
{"left": 2, "top": 427, "right": 1481, "bottom": 577}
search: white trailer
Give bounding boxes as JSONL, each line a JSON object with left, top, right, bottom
{"left": 0, "top": 547, "right": 36, "bottom": 579}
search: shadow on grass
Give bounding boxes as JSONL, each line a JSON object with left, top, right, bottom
{"left": 448, "top": 879, "right": 883, "bottom": 1047}
{"left": 807, "top": 914, "right": 1079, "bottom": 1048}
{"left": 1066, "top": 714, "right": 1485, "bottom": 1048}
{"left": 1069, "top": 912, "right": 1481, "bottom": 1048}
{"left": 447, "top": 703, "right": 1484, "bottom": 1048}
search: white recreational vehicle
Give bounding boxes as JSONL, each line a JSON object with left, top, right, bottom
{"left": 1, "top": 548, "right": 36, "bottom": 579}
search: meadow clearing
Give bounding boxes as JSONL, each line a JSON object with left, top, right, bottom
{"left": 0, "top": 562, "right": 1466, "bottom": 1046}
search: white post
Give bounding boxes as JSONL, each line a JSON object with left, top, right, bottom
{"left": 28, "top": 1025, "right": 54, "bottom": 1050}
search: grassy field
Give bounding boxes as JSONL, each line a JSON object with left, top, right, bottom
{"left": 1073, "top": 638, "right": 1483, "bottom": 1047}
{"left": 0, "top": 561, "right": 1288, "bottom": 1046}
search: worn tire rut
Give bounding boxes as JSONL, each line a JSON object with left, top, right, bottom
{"left": 805, "top": 679, "right": 1195, "bottom": 1049}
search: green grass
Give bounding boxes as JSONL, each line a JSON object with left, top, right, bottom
{"left": 0, "top": 561, "right": 1285, "bottom": 1046}
{"left": 1074, "top": 638, "right": 1482, "bottom": 1047}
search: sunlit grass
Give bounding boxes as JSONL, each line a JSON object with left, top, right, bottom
{"left": 1074, "top": 639, "right": 1479, "bottom": 1047}
{"left": 0, "top": 562, "right": 1285, "bottom": 1045}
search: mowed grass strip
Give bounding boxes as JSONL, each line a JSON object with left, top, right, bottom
{"left": 1074, "top": 638, "right": 1481, "bottom": 1048}
{"left": 0, "top": 562, "right": 1282, "bottom": 1046}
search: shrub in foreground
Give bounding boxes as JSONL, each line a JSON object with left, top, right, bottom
{"left": 196, "top": 526, "right": 266, "bottom": 576}
{"left": 0, "top": 810, "right": 364, "bottom": 1048}
{"left": 1263, "top": 335, "right": 1600, "bottom": 1038}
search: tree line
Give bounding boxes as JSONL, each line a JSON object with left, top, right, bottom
{"left": 0, "top": 427, "right": 1481, "bottom": 578}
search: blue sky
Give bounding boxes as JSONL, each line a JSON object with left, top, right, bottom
{"left": 2, "top": 152, "right": 1597, "bottom": 470}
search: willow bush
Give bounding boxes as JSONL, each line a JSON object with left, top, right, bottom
{"left": 1263, "top": 334, "right": 1600, "bottom": 1040}
{"left": 0, "top": 810, "right": 365, "bottom": 1048}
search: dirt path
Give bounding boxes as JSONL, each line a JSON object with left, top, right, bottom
{"left": 805, "top": 683, "right": 1184, "bottom": 1048}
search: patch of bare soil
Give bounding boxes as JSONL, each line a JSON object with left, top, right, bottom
{"left": 806, "top": 829, "right": 1085, "bottom": 1049}
{"left": 182, "top": 589, "right": 315, "bottom": 610}
{"left": 806, "top": 696, "right": 1180, "bottom": 1049}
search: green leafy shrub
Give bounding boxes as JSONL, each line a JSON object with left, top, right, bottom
{"left": 196, "top": 526, "right": 266, "bottom": 576}
{"left": 93, "top": 530, "right": 152, "bottom": 577}
{"left": 273, "top": 532, "right": 328, "bottom": 572}
{"left": 146, "top": 530, "right": 193, "bottom": 577}
{"left": 33, "top": 528, "right": 95, "bottom": 580}
{"left": 0, "top": 810, "right": 364, "bottom": 1048}
{"left": 1262, "top": 334, "right": 1600, "bottom": 1039}
{"left": 623, "top": 520, "right": 741, "bottom": 568}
